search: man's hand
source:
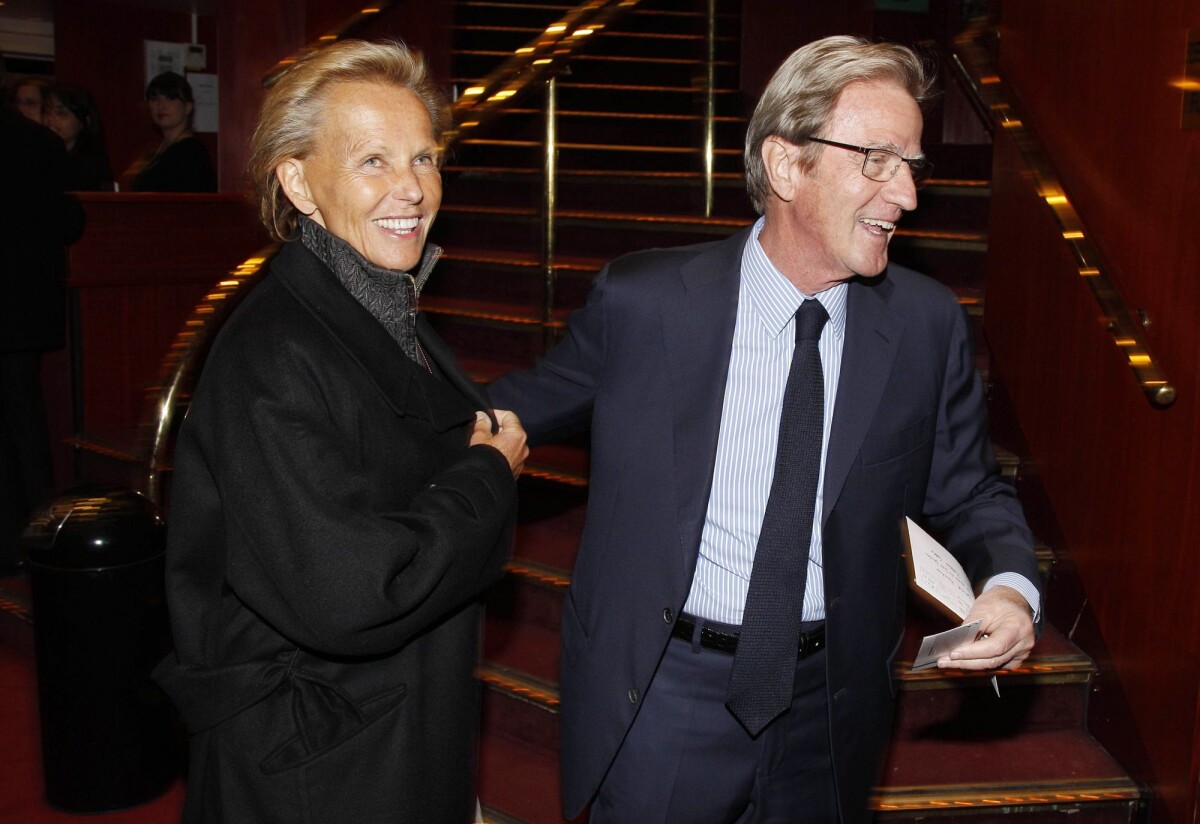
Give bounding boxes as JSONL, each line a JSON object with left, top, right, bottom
{"left": 937, "top": 585, "right": 1035, "bottom": 671}
{"left": 470, "top": 409, "right": 529, "bottom": 479}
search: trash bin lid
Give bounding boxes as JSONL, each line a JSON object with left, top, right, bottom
{"left": 22, "top": 484, "right": 166, "bottom": 570}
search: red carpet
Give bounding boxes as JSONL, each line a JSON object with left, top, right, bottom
{"left": 0, "top": 642, "right": 185, "bottom": 823}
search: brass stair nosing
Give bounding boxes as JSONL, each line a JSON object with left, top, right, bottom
{"left": 872, "top": 778, "right": 1142, "bottom": 814}
{"left": 506, "top": 560, "right": 572, "bottom": 591}
{"left": 521, "top": 464, "right": 589, "bottom": 487}
{"left": 478, "top": 665, "right": 561, "bottom": 711}
{"left": 897, "top": 660, "right": 1094, "bottom": 690}
{"left": 556, "top": 81, "right": 742, "bottom": 92}
{"left": 452, "top": 49, "right": 737, "bottom": 68}
{"left": 460, "top": 138, "right": 742, "bottom": 155}
{"left": 0, "top": 590, "right": 32, "bottom": 625}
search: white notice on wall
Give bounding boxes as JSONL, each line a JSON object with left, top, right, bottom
{"left": 144, "top": 40, "right": 189, "bottom": 86}
{"left": 189, "top": 72, "right": 219, "bottom": 133}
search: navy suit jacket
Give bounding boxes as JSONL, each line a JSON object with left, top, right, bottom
{"left": 489, "top": 227, "right": 1039, "bottom": 822}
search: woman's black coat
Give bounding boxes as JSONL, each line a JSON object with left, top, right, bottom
{"left": 154, "top": 240, "right": 515, "bottom": 823}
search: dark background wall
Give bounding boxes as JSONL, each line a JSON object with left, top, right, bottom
{"left": 983, "top": 2, "right": 1200, "bottom": 820}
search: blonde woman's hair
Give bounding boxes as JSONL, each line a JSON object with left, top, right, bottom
{"left": 249, "top": 40, "right": 449, "bottom": 241}
{"left": 744, "top": 36, "right": 934, "bottom": 214}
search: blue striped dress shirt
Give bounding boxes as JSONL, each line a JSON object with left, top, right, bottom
{"left": 683, "top": 219, "right": 845, "bottom": 624}
{"left": 682, "top": 218, "right": 1040, "bottom": 625}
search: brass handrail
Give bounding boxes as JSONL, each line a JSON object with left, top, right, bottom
{"left": 541, "top": 76, "right": 559, "bottom": 349}
{"left": 953, "top": 22, "right": 1175, "bottom": 409}
{"left": 138, "top": 247, "right": 276, "bottom": 505}
{"left": 702, "top": 0, "right": 717, "bottom": 216}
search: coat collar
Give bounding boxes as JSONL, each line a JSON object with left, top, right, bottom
{"left": 270, "top": 241, "right": 479, "bottom": 432}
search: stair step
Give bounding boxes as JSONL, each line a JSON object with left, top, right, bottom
{"left": 874, "top": 730, "right": 1141, "bottom": 820}
{"left": 477, "top": 732, "right": 565, "bottom": 824}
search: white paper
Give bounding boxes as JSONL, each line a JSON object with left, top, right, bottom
{"left": 904, "top": 516, "right": 974, "bottom": 620}
{"left": 911, "top": 621, "right": 980, "bottom": 670}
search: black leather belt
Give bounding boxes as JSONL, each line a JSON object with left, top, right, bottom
{"left": 671, "top": 614, "right": 826, "bottom": 659}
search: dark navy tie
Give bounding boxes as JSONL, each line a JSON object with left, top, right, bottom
{"left": 726, "top": 298, "right": 829, "bottom": 735}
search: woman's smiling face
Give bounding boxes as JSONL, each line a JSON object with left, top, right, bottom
{"left": 278, "top": 81, "right": 442, "bottom": 272}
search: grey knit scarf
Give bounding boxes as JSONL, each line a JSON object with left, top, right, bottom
{"left": 298, "top": 216, "right": 441, "bottom": 365}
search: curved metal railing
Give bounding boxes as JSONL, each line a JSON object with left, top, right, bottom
{"left": 951, "top": 20, "right": 1175, "bottom": 409}
{"left": 136, "top": 248, "right": 276, "bottom": 505}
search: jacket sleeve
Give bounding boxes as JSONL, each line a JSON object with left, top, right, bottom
{"left": 489, "top": 264, "right": 610, "bottom": 445}
{"left": 178, "top": 329, "right": 516, "bottom": 659}
{"left": 920, "top": 298, "right": 1041, "bottom": 599}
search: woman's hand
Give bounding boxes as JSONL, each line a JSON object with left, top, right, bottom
{"left": 470, "top": 410, "right": 529, "bottom": 478}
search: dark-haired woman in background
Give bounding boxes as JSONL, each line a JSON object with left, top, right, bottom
{"left": 42, "top": 83, "right": 113, "bottom": 191}
{"left": 126, "top": 71, "right": 215, "bottom": 192}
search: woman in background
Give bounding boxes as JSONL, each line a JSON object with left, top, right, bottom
{"left": 42, "top": 83, "right": 113, "bottom": 191}
{"left": 126, "top": 71, "right": 215, "bottom": 192}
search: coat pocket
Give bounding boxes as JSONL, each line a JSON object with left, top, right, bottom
{"left": 259, "top": 673, "right": 407, "bottom": 775}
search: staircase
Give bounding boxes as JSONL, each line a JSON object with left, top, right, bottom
{"left": 427, "top": 1, "right": 1146, "bottom": 821}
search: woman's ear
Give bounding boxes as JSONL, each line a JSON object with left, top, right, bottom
{"left": 762, "top": 136, "right": 800, "bottom": 203}
{"left": 276, "top": 159, "right": 319, "bottom": 218}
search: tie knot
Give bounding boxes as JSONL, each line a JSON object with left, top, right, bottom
{"left": 795, "top": 299, "right": 829, "bottom": 343}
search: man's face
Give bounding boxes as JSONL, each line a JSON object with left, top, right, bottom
{"left": 766, "top": 80, "right": 923, "bottom": 288}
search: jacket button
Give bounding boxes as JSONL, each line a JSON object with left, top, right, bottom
{"left": 628, "top": 688, "right": 640, "bottom": 704}
{"left": 662, "top": 607, "right": 674, "bottom": 624}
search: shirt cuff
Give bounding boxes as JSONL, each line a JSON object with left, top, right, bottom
{"left": 982, "top": 573, "right": 1041, "bottom": 622}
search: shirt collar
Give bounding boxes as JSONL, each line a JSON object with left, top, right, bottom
{"left": 742, "top": 216, "right": 847, "bottom": 340}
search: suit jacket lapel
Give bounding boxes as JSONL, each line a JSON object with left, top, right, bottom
{"left": 662, "top": 230, "right": 748, "bottom": 566}
{"left": 822, "top": 275, "right": 903, "bottom": 525}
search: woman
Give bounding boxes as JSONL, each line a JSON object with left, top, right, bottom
{"left": 153, "top": 41, "right": 527, "bottom": 823}
{"left": 125, "top": 71, "right": 215, "bottom": 192}
{"left": 42, "top": 83, "right": 114, "bottom": 191}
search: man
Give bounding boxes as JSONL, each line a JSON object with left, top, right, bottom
{"left": 489, "top": 36, "right": 1040, "bottom": 823}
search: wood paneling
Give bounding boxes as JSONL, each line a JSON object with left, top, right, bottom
{"left": 68, "top": 194, "right": 268, "bottom": 434}
{"left": 984, "top": 3, "right": 1200, "bottom": 819}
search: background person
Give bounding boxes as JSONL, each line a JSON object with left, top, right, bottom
{"left": 0, "top": 68, "right": 84, "bottom": 575}
{"left": 124, "top": 71, "right": 215, "bottom": 192}
{"left": 9, "top": 76, "right": 48, "bottom": 123}
{"left": 42, "top": 83, "right": 114, "bottom": 191}
{"left": 489, "top": 35, "right": 1041, "bottom": 823}
{"left": 152, "top": 40, "right": 526, "bottom": 824}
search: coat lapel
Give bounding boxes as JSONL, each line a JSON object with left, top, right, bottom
{"left": 821, "top": 274, "right": 903, "bottom": 525}
{"left": 662, "top": 231, "right": 748, "bottom": 565}
{"left": 272, "top": 242, "right": 476, "bottom": 433}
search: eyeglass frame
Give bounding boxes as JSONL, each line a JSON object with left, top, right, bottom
{"left": 804, "top": 136, "right": 933, "bottom": 187}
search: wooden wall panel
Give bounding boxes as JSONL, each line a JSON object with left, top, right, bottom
{"left": 68, "top": 194, "right": 269, "bottom": 435}
{"left": 984, "top": 2, "right": 1200, "bottom": 819}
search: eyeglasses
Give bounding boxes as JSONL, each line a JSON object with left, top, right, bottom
{"left": 806, "top": 136, "right": 933, "bottom": 187}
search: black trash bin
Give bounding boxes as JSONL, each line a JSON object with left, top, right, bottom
{"left": 22, "top": 484, "right": 177, "bottom": 812}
